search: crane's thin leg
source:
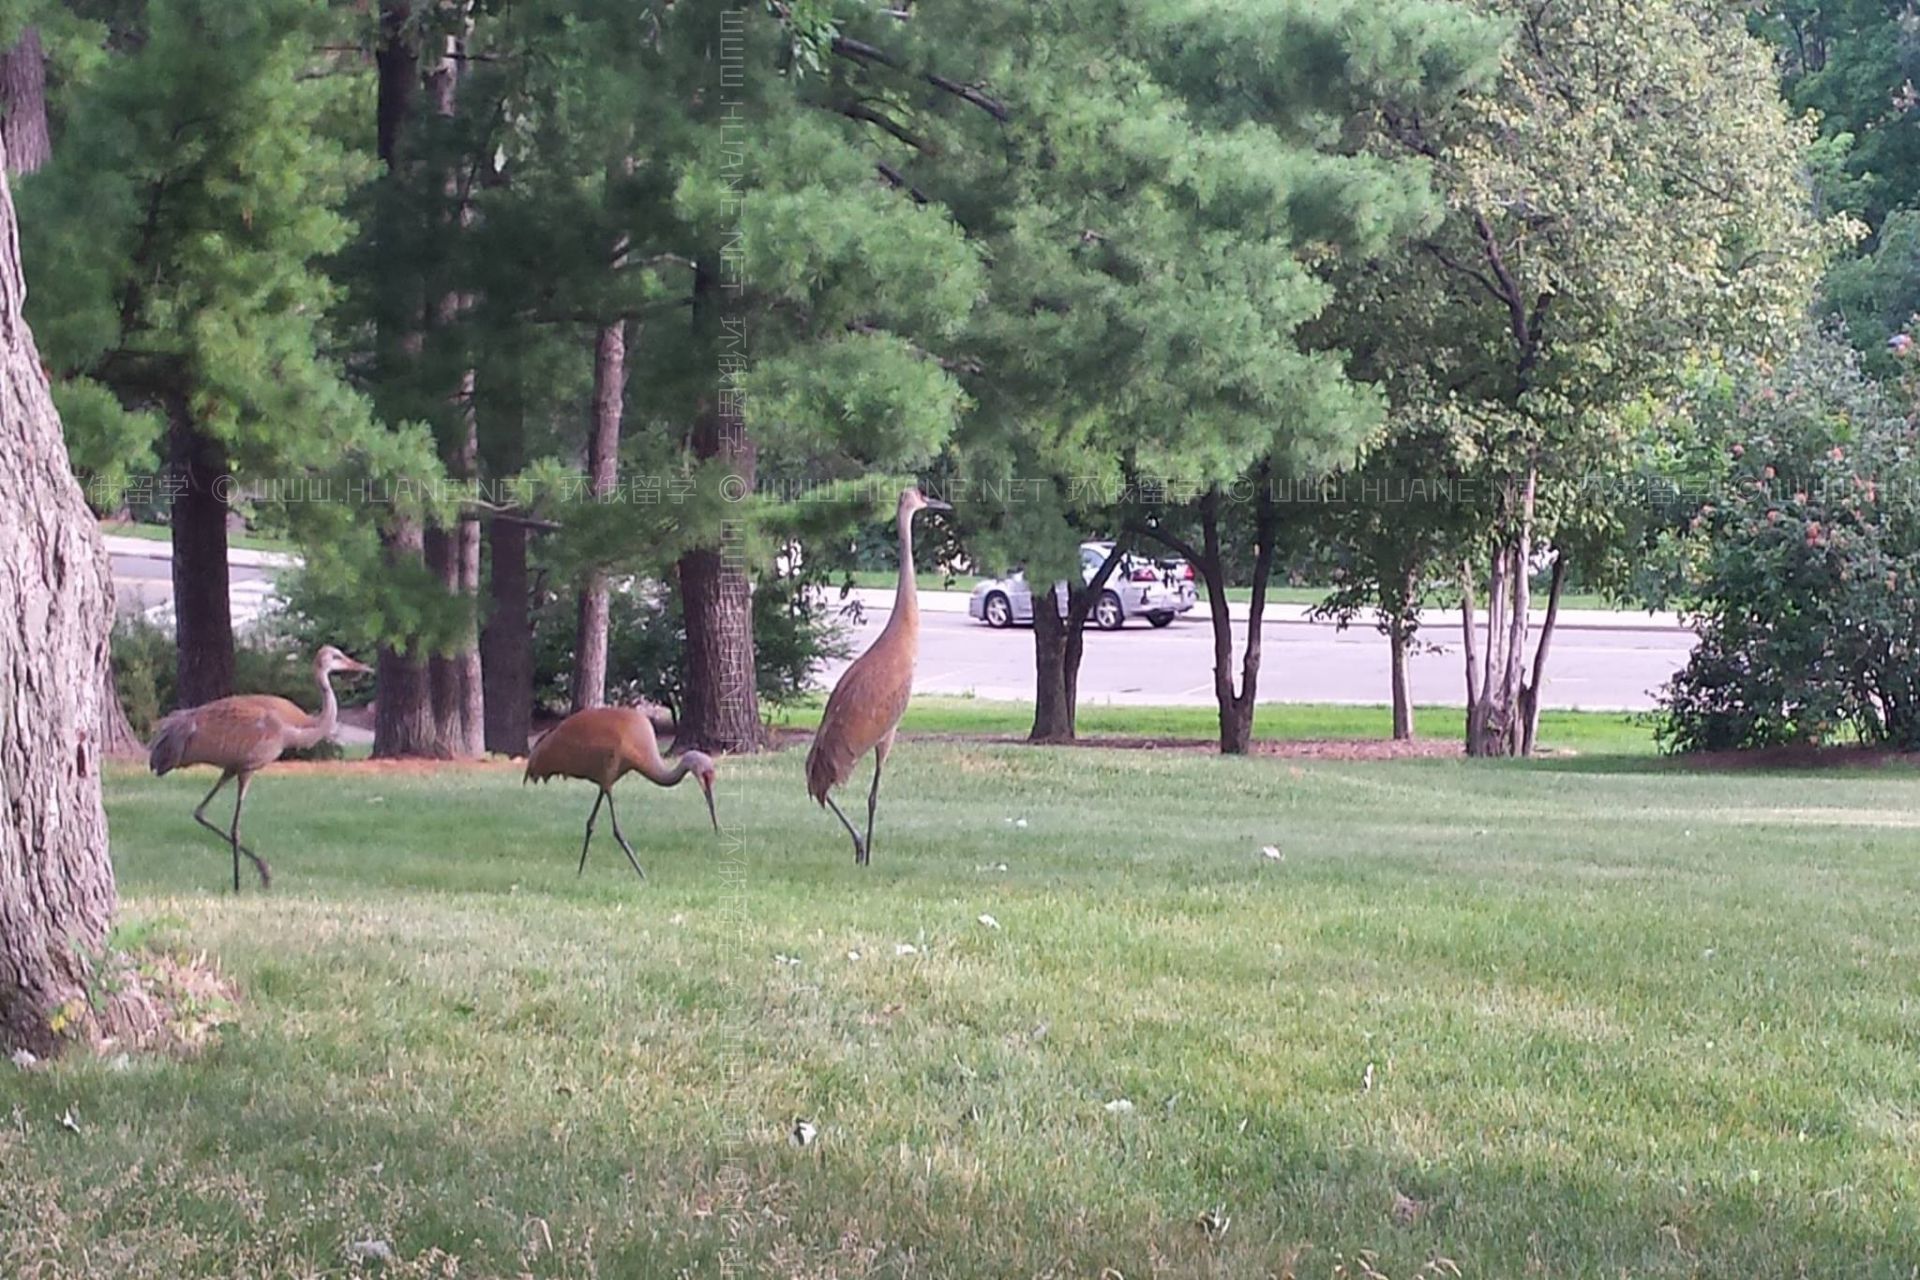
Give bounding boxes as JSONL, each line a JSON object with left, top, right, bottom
{"left": 228, "top": 773, "right": 271, "bottom": 891}
{"left": 578, "top": 789, "right": 606, "bottom": 875}
{"left": 603, "top": 792, "right": 647, "bottom": 881}
{"left": 862, "top": 735, "right": 893, "bottom": 868}
{"left": 823, "top": 794, "right": 864, "bottom": 864}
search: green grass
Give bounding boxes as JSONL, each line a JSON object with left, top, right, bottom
{"left": 773, "top": 695, "right": 1658, "bottom": 756}
{"left": 7, "top": 744, "right": 1920, "bottom": 1276}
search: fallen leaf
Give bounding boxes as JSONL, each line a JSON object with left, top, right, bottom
{"left": 346, "top": 1238, "right": 397, "bottom": 1264}
{"left": 1103, "top": 1098, "right": 1134, "bottom": 1114}
{"left": 58, "top": 1106, "right": 80, "bottom": 1135}
{"left": 790, "top": 1119, "right": 818, "bottom": 1148}
{"left": 1261, "top": 845, "right": 1284, "bottom": 861}
{"left": 977, "top": 914, "right": 1001, "bottom": 930}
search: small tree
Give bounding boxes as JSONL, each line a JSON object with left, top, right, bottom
{"left": 1353, "top": 0, "right": 1845, "bottom": 755}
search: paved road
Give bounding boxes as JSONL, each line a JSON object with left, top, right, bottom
{"left": 106, "top": 534, "right": 1696, "bottom": 711}
{"left": 109, "top": 538, "right": 280, "bottom": 625}
{"left": 818, "top": 602, "right": 1696, "bottom": 712}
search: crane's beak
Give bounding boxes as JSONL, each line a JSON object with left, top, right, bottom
{"left": 702, "top": 779, "right": 719, "bottom": 832}
{"left": 922, "top": 498, "right": 953, "bottom": 513}
{"left": 342, "top": 655, "right": 373, "bottom": 675}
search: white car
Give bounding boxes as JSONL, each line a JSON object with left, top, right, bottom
{"left": 967, "top": 541, "right": 1197, "bottom": 630}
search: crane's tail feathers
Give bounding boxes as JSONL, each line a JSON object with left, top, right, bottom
{"left": 147, "top": 713, "right": 192, "bottom": 776}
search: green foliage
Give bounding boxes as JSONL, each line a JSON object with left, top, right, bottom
{"left": 526, "top": 573, "right": 849, "bottom": 723}
{"left": 1658, "top": 335, "right": 1920, "bottom": 751}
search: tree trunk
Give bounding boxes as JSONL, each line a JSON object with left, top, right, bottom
{"left": 1028, "top": 541, "right": 1129, "bottom": 742}
{"left": 675, "top": 400, "right": 762, "bottom": 750}
{"left": 98, "top": 662, "right": 142, "bottom": 758}
{"left": 1389, "top": 625, "right": 1414, "bottom": 741}
{"left": 571, "top": 320, "right": 627, "bottom": 712}
{"left": 0, "top": 141, "right": 118, "bottom": 1057}
{"left": 167, "top": 402, "right": 233, "bottom": 708}
{"left": 1465, "top": 468, "right": 1540, "bottom": 758}
{"left": 373, "top": 519, "right": 445, "bottom": 757}
{"left": 480, "top": 517, "right": 529, "bottom": 755}
{"left": 1517, "top": 551, "right": 1567, "bottom": 756}
{"left": 419, "top": 23, "right": 483, "bottom": 758}
{"left": 0, "top": 29, "right": 49, "bottom": 177}
{"left": 1029, "top": 584, "right": 1075, "bottom": 741}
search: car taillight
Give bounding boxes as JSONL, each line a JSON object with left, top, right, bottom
{"left": 1182, "top": 563, "right": 1195, "bottom": 580}
{"left": 1130, "top": 566, "right": 1158, "bottom": 582}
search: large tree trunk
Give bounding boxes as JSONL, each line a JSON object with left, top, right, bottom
{"left": 571, "top": 320, "right": 627, "bottom": 712}
{"left": 0, "top": 142, "right": 118, "bottom": 1057}
{"left": 0, "top": 29, "right": 49, "bottom": 177}
{"left": 98, "top": 663, "right": 142, "bottom": 759}
{"left": 167, "top": 402, "right": 233, "bottom": 708}
{"left": 481, "top": 517, "right": 529, "bottom": 755}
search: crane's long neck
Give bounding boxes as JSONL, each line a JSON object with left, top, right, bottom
{"left": 633, "top": 748, "right": 693, "bottom": 789}
{"left": 890, "top": 505, "right": 919, "bottom": 632}
{"left": 293, "top": 662, "right": 340, "bottom": 750}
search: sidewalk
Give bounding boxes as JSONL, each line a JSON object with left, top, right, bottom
{"left": 827, "top": 586, "right": 1689, "bottom": 633}
{"left": 103, "top": 533, "right": 296, "bottom": 569}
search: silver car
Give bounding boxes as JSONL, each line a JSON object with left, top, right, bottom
{"left": 968, "top": 541, "right": 1197, "bottom": 630}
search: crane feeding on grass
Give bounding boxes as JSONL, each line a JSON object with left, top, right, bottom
{"left": 147, "top": 644, "right": 372, "bottom": 892}
{"left": 523, "top": 706, "right": 719, "bottom": 880}
{"left": 806, "top": 485, "right": 952, "bottom": 865}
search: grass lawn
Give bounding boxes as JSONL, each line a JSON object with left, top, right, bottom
{"left": 7, "top": 741, "right": 1920, "bottom": 1276}
{"left": 775, "top": 695, "right": 1659, "bottom": 757}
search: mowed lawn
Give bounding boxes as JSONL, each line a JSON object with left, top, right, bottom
{"left": 6, "top": 738, "right": 1920, "bottom": 1277}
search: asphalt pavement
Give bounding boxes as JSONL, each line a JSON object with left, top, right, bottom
{"left": 817, "top": 591, "right": 1695, "bottom": 712}
{"left": 106, "top": 533, "right": 1697, "bottom": 712}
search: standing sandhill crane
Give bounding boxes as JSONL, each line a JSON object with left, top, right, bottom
{"left": 148, "top": 644, "right": 372, "bottom": 892}
{"left": 523, "top": 706, "right": 719, "bottom": 880}
{"left": 806, "top": 486, "right": 951, "bottom": 864}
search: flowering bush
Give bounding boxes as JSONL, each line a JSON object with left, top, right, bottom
{"left": 1659, "top": 338, "right": 1920, "bottom": 751}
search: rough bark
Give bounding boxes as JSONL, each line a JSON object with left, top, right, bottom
{"left": 0, "top": 29, "right": 49, "bottom": 177}
{"left": 98, "top": 663, "right": 142, "bottom": 759}
{"left": 570, "top": 321, "right": 627, "bottom": 713}
{"left": 167, "top": 400, "right": 233, "bottom": 708}
{"left": 480, "top": 517, "right": 529, "bottom": 755}
{"left": 0, "top": 140, "right": 118, "bottom": 1057}
{"left": 676, "top": 401, "right": 763, "bottom": 752}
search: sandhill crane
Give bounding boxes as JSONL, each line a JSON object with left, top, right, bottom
{"left": 147, "top": 644, "right": 372, "bottom": 892}
{"left": 806, "top": 486, "right": 951, "bottom": 864}
{"left": 524, "top": 706, "right": 718, "bottom": 880}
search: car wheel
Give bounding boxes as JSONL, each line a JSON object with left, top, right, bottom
{"left": 983, "top": 592, "right": 1013, "bottom": 628}
{"left": 1094, "top": 590, "right": 1125, "bottom": 631}
{"left": 1147, "top": 611, "right": 1174, "bottom": 628}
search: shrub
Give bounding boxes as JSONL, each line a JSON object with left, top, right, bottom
{"left": 1657, "top": 337, "right": 1920, "bottom": 751}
